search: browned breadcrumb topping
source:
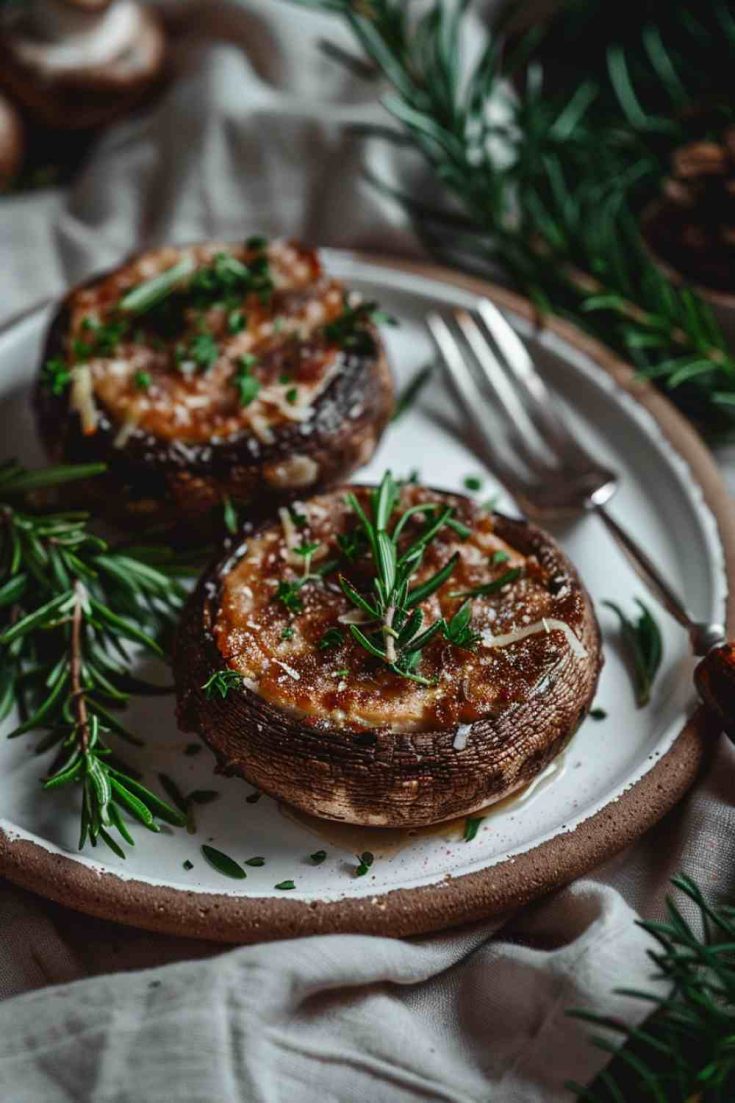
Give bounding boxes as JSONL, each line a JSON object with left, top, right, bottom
{"left": 214, "top": 486, "right": 584, "bottom": 732}
{"left": 62, "top": 240, "right": 360, "bottom": 444}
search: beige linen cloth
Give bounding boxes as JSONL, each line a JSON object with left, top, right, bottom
{"left": 0, "top": 3, "right": 733, "bottom": 1100}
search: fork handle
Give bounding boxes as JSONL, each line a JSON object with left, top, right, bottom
{"left": 694, "top": 644, "right": 735, "bottom": 745}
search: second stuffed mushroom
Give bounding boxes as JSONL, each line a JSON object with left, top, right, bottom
{"left": 35, "top": 238, "right": 394, "bottom": 534}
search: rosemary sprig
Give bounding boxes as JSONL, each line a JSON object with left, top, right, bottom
{"left": 339, "top": 471, "right": 461, "bottom": 683}
{"left": 295, "top": 0, "right": 735, "bottom": 435}
{"left": 604, "top": 598, "right": 663, "bottom": 707}
{"left": 0, "top": 462, "right": 187, "bottom": 854}
{"left": 570, "top": 875, "right": 735, "bottom": 1102}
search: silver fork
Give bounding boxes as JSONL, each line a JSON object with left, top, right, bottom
{"left": 428, "top": 301, "right": 735, "bottom": 742}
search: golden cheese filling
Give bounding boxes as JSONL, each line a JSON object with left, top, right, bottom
{"left": 60, "top": 240, "right": 369, "bottom": 446}
{"left": 213, "top": 486, "right": 586, "bottom": 732}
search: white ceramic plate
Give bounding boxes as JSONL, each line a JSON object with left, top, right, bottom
{"left": 0, "top": 253, "right": 729, "bottom": 941}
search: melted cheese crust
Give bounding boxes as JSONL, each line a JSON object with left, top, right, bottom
{"left": 63, "top": 241, "right": 358, "bottom": 445}
{"left": 214, "top": 487, "right": 582, "bottom": 732}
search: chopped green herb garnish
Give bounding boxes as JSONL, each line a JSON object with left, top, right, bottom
{"left": 222, "top": 494, "right": 238, "bottom": 535}
{"left": 443, "top": 599, "right": 480, "bottom": 651}
{"left": 337, "top": 527, "right": 367, "bottom": 562}
{"left": 590, "top": 707, "right": 607, "bottom": 720}
{"left": 183, "top": 859, "right": 194, "bottom": 871}
{"left": 80, "top": 315, "right": 129, "bottom": 356}
{"left": 227, "top": 309, "right": 246, "bottom": 334}
{"left": 333, "top": 668, "right": 350, "bottom": 678}
{"left": 392, "top": 364, "right": 433, "bottom": 421}
{"left": 319, "top": 627, "right": 344, "bottom": 650}
{"left": 185, "top": 332, "right": 219, "bottom": 371}
{"left": 245, "top": 856, "right": 265, "bottom": 867}
{"left": 275, "top": 580, "right": 304, "bottom": 613}
{"left": 285, "top": 386, "right": 299, "bottom": 404}
{"left": 281, "top": 626, "right": 295, "bottom": 641}
{"left": 233, "top": 353, "right": 261, "bottom": 407}
{"left": 275, "top": 879, "right": 296, "bottom": 891}
{"left": 463, "top": 816, "right": 484, "bottom": 841}
{"left": 310, "top": 850, "right": 327, "bottom": 864}
{"left": 463, "top": 475, "right": 483, "bottom": 491}
{"left": 201, "top": 844, "right": 247, "bottom": 880}
{"left": 289, "top": 506, "right": 307, "bottom": 529}
{"left": 134, "top": 370, "right": 151, "bottom": 391}
{"left": 603, "top": 599, "right": 662, "bottom": 707}
{"left": 355, "top": 851, "right": 374, "bottom": 877}
{"left": 490, "top": 549, "right": 510, "bottom": 565}
{"left": 42, "top": 358, "right": 71, "bottom": 396}
{"left": 246, "top": 235, "right": 268, "bottom": 250}
{"left": 451, "top": 566, "right": 522, "bottom": 600}
{"left": 202, "top": 669, "right": 242, "bottom": 699}
{"left": 322, "top": 294, "right": 395, "bottom": 355}
{"left": 273, "top": 316, "right": 285, "bottom": 333}
{"left": 190, "top": 250, "right": 273, "bottom": 309}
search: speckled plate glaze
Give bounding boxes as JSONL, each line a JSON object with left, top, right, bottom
{"left": 0, "top": 254, "right": 732, "bottom": 943}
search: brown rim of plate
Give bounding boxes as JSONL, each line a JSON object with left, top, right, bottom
{"left": 0, "top": 254, "right": 730, "bottom": 943}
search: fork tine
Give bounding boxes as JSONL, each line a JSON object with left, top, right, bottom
{"left": 474, "top": 299, "right": 597, "bottom": 468}
{"left": 432, "top": 310, "right": 557, "bottom": 480}
{"left": 427, "top": 314, "right": 544, "bottom": 503}
{"left": 455, "top": 309, "right": 559, "bottom": 468}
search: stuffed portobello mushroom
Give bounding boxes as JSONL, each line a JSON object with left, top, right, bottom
{"left": 35, "top": 238, "right": 394, "bottom": 534}
{"left": 175, "top": 473, "right": 602, "bottom": 828}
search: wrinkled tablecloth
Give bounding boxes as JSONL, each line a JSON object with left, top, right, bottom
{"left": 0, "top": 2, "right": 732, "bottom": 1100}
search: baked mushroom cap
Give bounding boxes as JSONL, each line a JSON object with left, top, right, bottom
{"left": 0, "top": 0, "right": 165, "bottom": 130}
{"left": 0, "top": 91, "right": 24, "bottom": 189}
{"left": 35, "top": 238, "right": 394, "bottom": 535}
{"left": 175, "top": 481, "right": 602, "bottom": 828}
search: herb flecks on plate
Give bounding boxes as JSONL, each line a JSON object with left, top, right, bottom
{"left": 604, "top": 599, "right": 663, "bottom": 707}
{"left": 201, "top": 844, "right": 247, "bottom": 880}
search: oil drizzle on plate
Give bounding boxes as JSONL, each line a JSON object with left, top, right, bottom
{"left": 280, "top": 752, "right": 567, "bottom": 859}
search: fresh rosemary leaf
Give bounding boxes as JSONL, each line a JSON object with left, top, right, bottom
{"left": 406, "top": 552, "right": 459, "bottom": 608}
{"left": 603, "top": 599, "right": 663, "bottom": 707}
{"left": 201, "top": 845, "right": 247, "bottom": 880}
{"left": 245, "top": 856, "right": 265, "bottom": 867}
{"left": 444, "top": 599, "right": 480, "bottom": 650}
{"left": 589, "top": 707, "right": 607, "bottom": 720}
{"left": 222, "top": 495, "right": 238, "bottom": 535}
{"left": 119, "top": 256, "right": 195, "bottom": 315}
{"left": 275, "top": 880, "right": 296, "bottom": 890}
{"left": 339, "top": 471, "right": 464, "bottom": 681}
{"left": 319, "top": 627, "right": 343, "bottom": 650}
{"left": 463, "top": 475, "right": 483, "bottom": 491}
{"left": 309, "top": 850, "right": 327, "bottom": 864}
{"left": 355, "top": 851, "right": 374, "bottom": 876}
{"left": 202, "top": 669, "right": 242, "bottom": 699}
{"left": 463, "top": 816, "right": 484, "bottom": 842}
{"left": 451, "top": 566, "right": 522, "bottom": 600}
